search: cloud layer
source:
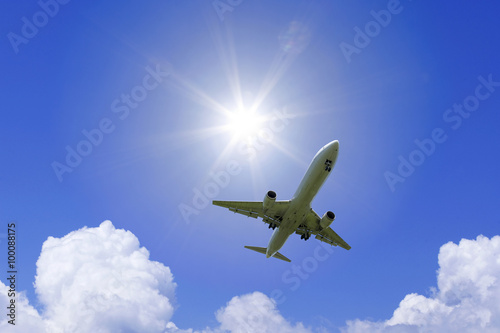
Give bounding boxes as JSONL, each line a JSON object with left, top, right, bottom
{"left": 343, "top": 235, "right": 500, "bottom": 333}
{"left": 0, "top": 221, "right": 310, "bottom": 333}
{"left": 2, "top": 221, "right": 499, "bottom": 333}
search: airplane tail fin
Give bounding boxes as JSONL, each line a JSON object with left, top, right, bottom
{"left": 244, "top": 246, "right": 291, "bottom": 262}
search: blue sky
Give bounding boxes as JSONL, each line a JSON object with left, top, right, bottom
{"left": 1, "top": 1, "right": 500, "bottom": 332}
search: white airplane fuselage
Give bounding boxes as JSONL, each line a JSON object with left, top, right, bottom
{"left": 265, "top": 140, "right": 339, "bottom": 258}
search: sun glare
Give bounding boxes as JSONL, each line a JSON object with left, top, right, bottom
{"left": 159, "top": 17, "right": 308, "bottom": 192}
{"left": 227, "top": 109, "right": 264, "bottom": 140}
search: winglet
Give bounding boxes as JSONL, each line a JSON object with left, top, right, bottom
{"left": 244, "top": 246, "right": 291, "bottom": 262}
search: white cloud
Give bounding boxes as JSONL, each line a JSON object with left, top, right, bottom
{"left": 0, "top": 221, "right": 177, "bottom": 333}
{"left": 8, "top": 220, "right": 497, "bottom": 332}
{"left": 0, "top": 221, "right": 311, "bottom": 333}
{"left": 167, "top": 292, "right": 312, "bottom": 333}
{"left": 212, "top": 291, "right": 311, "bottom": 333}
{"left": 0, "top": 281, "right": 46, "bottom": 332}
{"left": 342, "top": 235, "right": 500, "bottom": 333}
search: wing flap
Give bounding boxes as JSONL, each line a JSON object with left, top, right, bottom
{"left": 316, "top": 227, "right": 351, "bottom": 250}
{"left": 213, "top": 200, "right": 290, "bottom": 227}
{"left": 229, "top": 207, "right": 259, "bottom": 218}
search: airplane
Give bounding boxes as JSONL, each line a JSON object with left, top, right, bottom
{"left": 213, "top": 140, "right": 350, "bottom": 262}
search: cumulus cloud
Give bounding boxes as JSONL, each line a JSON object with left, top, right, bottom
{"left": 8, "top": 220, "right": 497, "bottom": 332}
{"left": 0, "top": 281, "right": 46, "bottom": 332}
{"left": 343, "top": 235, "right": 500, "bottom": 333}
{"left": 167, "top": 292, "right": 312, "bottom": 333}
{"left": 213, "top": 291, "right": 311, "bottom": 333}
{"left": 0, "top": 221, "right": 177, "bottom": 333}
{"left": 0, "top": 221, "right": 311, "bottom": 333}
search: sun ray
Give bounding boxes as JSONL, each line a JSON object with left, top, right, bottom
{"left": 248, "top": 156, "right": 265, "bottom": 200}
{"left": 204, "top": 136, "right": 240, "bottom": 173}
{"left": 251, "top": 51, "right": 297, "bottom": 112}
{"left": 251, "top": 21, "right": 311, "bottom": 112}
{"left": 267, "top": 139, "right": 309, "bottom": 169}
{"left": 166, "top": 72, "right": 233, "bottom": 118}
{"left": 208, "top": 15, "right": 245, "bottom": 112}
{"left": 145, "top": 15, "right": 317, "bottom": 194}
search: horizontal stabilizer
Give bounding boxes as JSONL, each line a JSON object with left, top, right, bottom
{"left": 244, "top": 246, "right": 291, "bottom": 262}
{"left": 244, "top": 246, "right": 267, "bottom": 254}
{"left": 272, "top": 251, "right": 291, "bottom": 262}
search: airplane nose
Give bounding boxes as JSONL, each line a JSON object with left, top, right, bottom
{"left": 332, "top": 140, "right": 339, "bottom": 150}
{"left": 329, "top": 140, "right": 339, "bottom": 152}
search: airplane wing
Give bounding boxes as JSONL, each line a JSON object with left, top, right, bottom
{"left": 298, "top": 209, "right": 351, "bottom": 250}
{"left": 315, "top": 227, "right": 351, "bottom": 250}
{"left": 212, "top": 200, "right": 290, "bottom": 228}
{"left": 213, "top": 201, "right": 350, "bottom": 250}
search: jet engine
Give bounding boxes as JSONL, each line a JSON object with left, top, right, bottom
{"left": 263, "top": 190, "right": 277, "bottom": 212}
{"left": 320, "top": 211, "right": 335, "bottom": 229}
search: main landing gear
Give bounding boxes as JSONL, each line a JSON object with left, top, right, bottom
{"left": 301, "top": 232, "right": 311, "bottom": 241}
{"left": 268, "top": 223, "right": 277, "bottom": 230}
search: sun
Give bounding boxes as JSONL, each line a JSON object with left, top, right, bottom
{"left": 226, "top": 108, "right": 266, "bottom": 140}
